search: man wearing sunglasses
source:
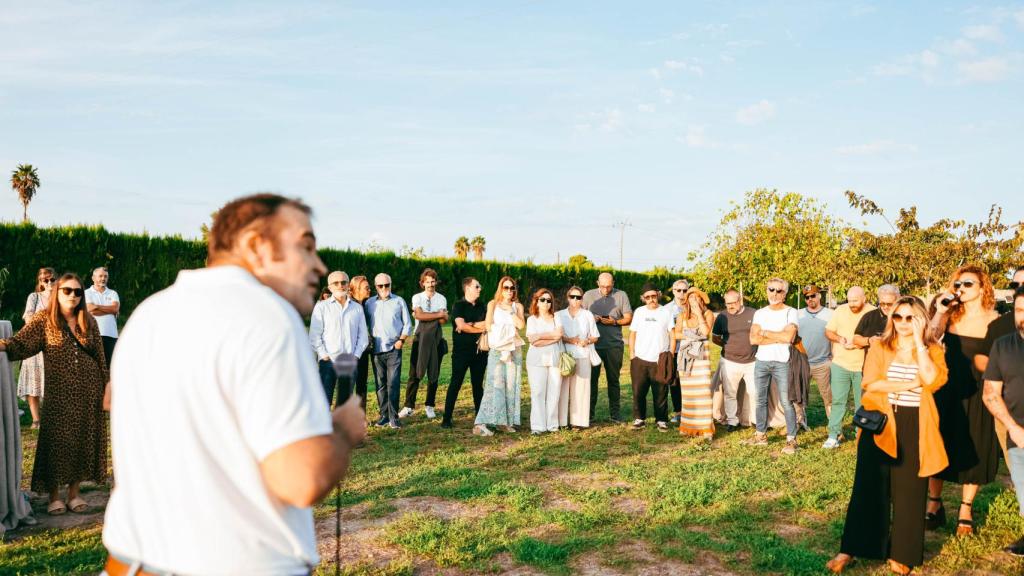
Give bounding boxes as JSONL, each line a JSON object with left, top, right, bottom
{"left": 823, "top": 286, "right": 876, "bottom": 449}
{"left": 853, "top": 284, "right": 900, "bottom": 349}
{"left": 582, "top": 272, "right": 633, "bottom": 423}
{"left": 663, "top": 279, "right": 690, "bottom": 424}
{"left": 748, "top": 278, "right": 801, "bottom": 454}
{"left": 982, "top": 286, "right": 1024, "bottom": 556}
{"left": 309, "top": 271, "right": 368, "bottom": 407}
{"left": 797, "top": 284, "right": 833, "bottom": 424}
{"left": 366, "top": 273, "right": 412, "bottom": 429}
{"left": 628, "top": 283, "right": 673, "bottom": 431}
{"left": 85, "top": 266, "right": 120, "bottom": 366}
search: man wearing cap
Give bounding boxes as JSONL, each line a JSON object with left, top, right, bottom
{"left": 628, "top": 283, "right": 673, "bottom": 432}
{"left": 662, "top": 279, "right": 690, "bottom": 424}
{"left": 823, "top": 286, "right": 875, "bottom": 449}
{"left": 797, "top": 284, "right": 833, "bottom": 423}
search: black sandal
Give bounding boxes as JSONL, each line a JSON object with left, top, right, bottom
{"left": 925, "top": 496, "right": 945, "bottom": 531}
{"left": 956, "top": 501, "right": 974, "bottom": 536}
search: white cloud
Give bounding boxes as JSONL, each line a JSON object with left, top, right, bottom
{"left": 663, "top": 59, "right": 704, "bottom": 77}
{"left": 941, "top": 38, "right": 977, "bottom": 57}
{"left": 836, "top": 140, "right": 918, "bottom": 156}
{"left": 600, "top": 108, "right": 624, "bottom": 132}
{"left": 681, "top": 126, "right": 709, "bottom": 148}
{"left": 735, "top": 100, "right": 776, "bottom": 125}
{"left": 872, "top": 50, "right": 942, "bottom": 81}
{"left": 963, "top": 24, "right": 1004, "bottom": 42}
{"left": 649, "top": 67, "right": 661, "bottom": 81}
{"left": 637, "top": 103, "right": 656, "bottom": 113}
{"left": 659, "top": 88, "right": 675, "bottom": 103}
{"left": 919, "top": 49, "right": 939, "bottom": 68}
{"left": 959, "top": 57, "right": 1010, "bottom": 82}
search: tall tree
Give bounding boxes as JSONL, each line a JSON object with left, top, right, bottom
{"left": 453, "top": 236, "right": 470, "bottom": 260}
{"left": 566, "top": 254, "right": 594, "bottom": 269}
{"left": 10, "top": 164, "right": 40, "bottom": 223}
{"left": 470, "top": 235, "right": 486, "bottom": 260}
{"left": 688, "top": 189, "right": 846, "bottom": 299}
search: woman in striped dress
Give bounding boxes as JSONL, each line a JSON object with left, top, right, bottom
{"left": 674, "top": 288, "right": 715, "bottom": 442}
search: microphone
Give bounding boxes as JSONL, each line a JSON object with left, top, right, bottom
{"left": 331, "top": 353, "right": 358, "bottom": 388}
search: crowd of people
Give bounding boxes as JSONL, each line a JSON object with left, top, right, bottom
{"left": 1, "top": 192, "right": 1023, "bottom": 576}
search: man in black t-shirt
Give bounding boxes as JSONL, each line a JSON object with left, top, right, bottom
{"left": 977, "top": 267, "right": 1024, "bottom": 461}
{"left": 982, "top": 286, "right": 1024, "bottom": 556}
{"left": 853, "top": 284, "right": 899, "bottom": 349}
{"left": 441, "top": 277, "right": 489, "bottom": 428}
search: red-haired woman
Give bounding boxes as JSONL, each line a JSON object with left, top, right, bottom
{"left": 926, "top": 264, "right": 1000, "bottom": 535}
{"left": 18, "top": 266, "right": 55, "bottom": 428}
{"left": 0, "top": 273, "right": 108, "bottom": 516}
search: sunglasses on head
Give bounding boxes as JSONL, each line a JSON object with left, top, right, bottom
{"left": 568, "top": 294, "right": 582, "bottom": 300}
{"left": 767, "top": 287, "right": 785, "bottom": 294}
{"left": 60, "top": 287, "right": 84, "bottom": 297}
{"left": 891, "top": 312, "right": 915, "bottom": 323}
{"left": 538, "top": 297, "right": 552, "bottom": 303}
{"left": 953, "top": 280, "right": 976, "bottom": 289}
{"left": 376, "top": 283, "right": 390, "bottom": 289}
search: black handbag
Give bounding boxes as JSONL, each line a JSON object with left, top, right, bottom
{"left": 853, "top": 406, "right": 887, "bottom": 434}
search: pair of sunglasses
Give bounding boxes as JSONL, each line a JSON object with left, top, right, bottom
{"left": 538, "top": 297, "right": 552, "bottom": 303}
{"left": 568, "top": 294, "right": 583, "bottom": 300}
{"left": 60, "top": 287, "right": 84, "bottom": 297}
{"left": 503, "top": 285, "right": 516, "bottom": 292}
{"left": 767, "top": 287, "right": 785, "bottom": 294}
{"left": 891, "top": 312, "right": 916, "bottom": 323}
{"left": 953, "top": 280, "right": 976, "bottom": 289}
{"left": 376, "top": 283, "right": 391, "bottom": 289}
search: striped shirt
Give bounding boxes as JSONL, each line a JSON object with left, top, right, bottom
{"left": 886, "top": 362, "right": 921, "bottom": 407}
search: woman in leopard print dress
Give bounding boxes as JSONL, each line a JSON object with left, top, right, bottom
{"left": 0, "top": 273, "right": 108, "bottom": 515}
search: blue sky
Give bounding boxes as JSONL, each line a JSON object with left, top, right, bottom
{"left": 2, "top": 1, "right": 1022, "bottom": 271}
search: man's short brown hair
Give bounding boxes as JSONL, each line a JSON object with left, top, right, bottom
{"left": 208, "top": 193, "right": 312, "bottom": 261}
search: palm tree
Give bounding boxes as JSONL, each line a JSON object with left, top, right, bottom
{"left": 470, "top": 235, "right": 486, "bottom": 261}
{"left": 10, "top": 164, "right": 40, "bottom": 222}
{"left": 454, "top": 236, "right": 470, "bottom": 260}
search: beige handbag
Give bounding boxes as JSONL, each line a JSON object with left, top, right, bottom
{"left": 477, "top": 332, "right": 490, "bottom": 353}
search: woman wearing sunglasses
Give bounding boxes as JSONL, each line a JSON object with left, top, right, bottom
{"left": 526, "top": 288, "right": 563, "bottom": 434}
{"left": 828, "top": 296, "right": 948, "bottom": 575}
{"left": 473, "top": 276, "right": 526, "bottom": 436}
{"left": 0, "top": 273, "right": 108, "bottom": 516}
{"left": 557, "top": 286, "right": 599, "bottom": 429}
{"left": 925, "top": 265, "right": 999, "bottom": 535}
{"left": 18, "top": 266, "right": 55, "bottom": 428}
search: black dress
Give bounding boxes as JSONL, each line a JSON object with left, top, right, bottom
{"left": 934, "top": 333, "right": 997, "bottom": 484}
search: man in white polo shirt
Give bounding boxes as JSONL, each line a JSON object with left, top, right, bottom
{"left": 102, "top": 194, "right": 366, "bottom": 576}
{"left": 85, "top": 266, "right": 120, "bottom": 366}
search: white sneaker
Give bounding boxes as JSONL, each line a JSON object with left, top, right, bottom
{"left": 822, "top": 437, "right": 841, "bottom": 450}
{"left": 398, "top": 407, "right": 414, "bottom": 418}
{"left": 425, "top": 406, "right": 437, "bottom": 419}
{"left": 473, "top": 425, "right": 494, "bottom": 437}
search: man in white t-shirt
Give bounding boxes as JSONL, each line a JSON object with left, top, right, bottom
{"left": 748, "top": 277, "right": 800, "bottom": 454}
{"left": 400, "top": 268, "right": 448, "bottom": 420}
{"left": 102, "top": 194, "right": 367, "bottom": 576}
{"left": 628, "top": 283, "right": 674, "bottom": 432}
{"left": 85, "top": 266, "right": 120, "bottom": 366}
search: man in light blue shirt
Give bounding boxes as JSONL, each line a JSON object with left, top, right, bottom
{"left": 365, "top": 273, "right": 412, "bottom": 428}
{"left": 796, "top": 284, "right": 833, "bottom": 430}
{"left": 309, "top": 270, "right": 368, "bottom": 407}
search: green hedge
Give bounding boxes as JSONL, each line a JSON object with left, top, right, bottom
{"left": 0, "top": 223, "right": 676, "bottom": 328}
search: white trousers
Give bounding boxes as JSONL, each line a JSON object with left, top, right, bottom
{"left": 713, "top": 358, "right": 788, "bottom": 427}
{"left": 559, "top": 357, "right": 591, "bottom": 428}
{"left": 528, "top": 364, "right": 562, "bottom": 432}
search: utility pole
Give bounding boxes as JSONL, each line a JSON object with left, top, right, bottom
{"left": 613, "top": 220, "right": 632, "bottom": 270}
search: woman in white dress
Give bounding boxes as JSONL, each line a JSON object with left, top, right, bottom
{"left": 19, "top": 267, "right": 54, "bottom": 428}
{"left": 557, "top": 285, "right": 599, "bottom": 429}
{"left": 473, "top": 276, "right": 526, "bottom": 436}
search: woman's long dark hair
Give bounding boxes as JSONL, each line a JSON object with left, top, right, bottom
{"left": 48, "top": 273, "right": 90, "bottom": 337}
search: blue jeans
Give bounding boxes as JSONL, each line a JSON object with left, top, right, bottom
{"left": 754, "top": 359, "right": 797, "bottom": 436}
{"left": 1008, "top": 447, "right": 1024, "bottom": 515}
{"left": 372, "top": 350, "right": 402, "bottom": 425}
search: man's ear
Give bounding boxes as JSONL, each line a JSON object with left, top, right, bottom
{"left": 236, "top": 228, "right": 268, "bottom": 272}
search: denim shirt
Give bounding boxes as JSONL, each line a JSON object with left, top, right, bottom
{"left": 365, "top": 294, "right": 412, "bottom": 353}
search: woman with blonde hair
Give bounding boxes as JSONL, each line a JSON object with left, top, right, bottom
{"left": 19, "top": 266, "right": 55, "bottom": 428}
{"left": 0, "top": 273, "right": 108, "bottom": 515}
{"left": 925, "top": 264, "right": 999, "bottom": 535}
{"left": 674, "top": 288, "right": 716, "bottom": 442}
{"left": 828, "top": 296, "right": 948, "bottom": 575}
{"left": 473, "top": 276, "right": 525, "bottom": 436}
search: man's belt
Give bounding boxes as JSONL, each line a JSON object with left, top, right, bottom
{"left": 104, "top": 554, "right": 171, "bottom": 576}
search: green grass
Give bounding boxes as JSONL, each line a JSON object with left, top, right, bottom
{"left": 4, "top": 324, "right": 1024, "bottom": 575}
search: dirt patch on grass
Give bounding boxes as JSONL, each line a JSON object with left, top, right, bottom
{"left": 611, "top": 497, "right": 647, "bottom": 515}
{"left": 571, "top": 539, "right": 739, "bottom": 576}
{"left": 5, "top": 486, "right": 109, "bottom": 541}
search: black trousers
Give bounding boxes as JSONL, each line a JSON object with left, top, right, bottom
{"left": 630, "top": 358, "right": 668, "bottom": 422}
{"left": 404, "top": 338, "right": 440, "bottom": 408}
{"left": 101, "top": 336, "right": 117, "bottom": 367}
{"left": 442, "top": 350, "right": 488, "bottom": 425}
{"left": 590, "top": 346, "right": 624, "bottom": 420}
{"left": 668, "top": 369, "right": 682, "bottom": 413}
{"left": 355, "top": 351, "right": 370, "bottom": 412}
{"left": 840, "top": 406, "right": 927, "bottom": 567}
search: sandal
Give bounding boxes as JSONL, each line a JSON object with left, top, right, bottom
{"left": 68, "top": 496, "right": 88, "bottom": 513}
{"left": 30, "top": 420, "right": 40, "bottom": 430}
{"left": 47, "top": 500, "right": 67, "bottom": 515}
{"left": 888, "top": 559, "right": 912, "bottom": 575}
{"left": 826, "top": 553, "right": 854, "bottom": 573}
{"left": 925, "top": 496, "right": 946, "bottom": 531}
{"left": 956, "top": 501, "right": 974, "bottom": 536}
